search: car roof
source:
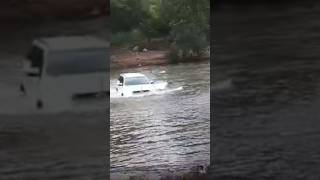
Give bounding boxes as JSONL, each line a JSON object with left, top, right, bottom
{"left": 34, "top": 36, "right": 110, "bottom": 51}
{"left": 120, "top": 73, "right": 146, "bottom": 78}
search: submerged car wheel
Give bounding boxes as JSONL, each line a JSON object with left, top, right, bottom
{"left": 36, "top": 100, "right": 43, "bottom": 109}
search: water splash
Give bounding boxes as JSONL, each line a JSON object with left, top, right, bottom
{"left": 110, "top": 86, "right": 183, "bottom": 99}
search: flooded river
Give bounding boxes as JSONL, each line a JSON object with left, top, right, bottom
{"left": 0, "top": 17, "right": 108, "bottom": 179}
{"left": 110, "top": 61, "right": 210, "bottom": 178}
{"left": 0, "top": 61, "right": 108, "bottom": 179}
{"left": 211, "top": 3, "right": 320, "bottom": 179}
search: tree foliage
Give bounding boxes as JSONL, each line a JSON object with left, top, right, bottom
{"left": 110, "top": 0, "right": 149, "bottom": 32}
{"left": 160, "top": 0, "right": 210, "bottom": 58}
{"left": 170, "top": 24, "right": 208, "bottom": 58}
{"left": 111, "top": 0, "right": 210, "bottom": 59}
{"left": 159, "top": 0, "right": 210, "bottom": 29}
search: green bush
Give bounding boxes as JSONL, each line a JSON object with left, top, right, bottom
{"left": 110, "top": 0, "right": 210, "bottom": 62}
{"left": 110, "top": 0, "right": 149, "bottom": 32}
{"left": 170, "top": 23, "right": 209, "bottom": 59}
{"left": 111, "top": 29, "right": 147, "bottom": 47}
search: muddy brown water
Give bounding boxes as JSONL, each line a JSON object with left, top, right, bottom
{"left": 0, "top": 112, "right": 108, "bottom": 179}
{"left": 211, "top": 4, "right": 320, "bottom": 179}
{"left": 0, "top": 61, "right": 108, "bottom": 179}
{"left": 0, "top": 17, "right": 109, "bottom": 179}
{"left": 110, "top": 62, "right": 210, "bottom": 178}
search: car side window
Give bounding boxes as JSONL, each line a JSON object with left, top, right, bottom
{"left": 119, "top": 76, "right": 124, "bottom": 84}
{"left": 27, "top": 46, "right": 44, "bottom": 76}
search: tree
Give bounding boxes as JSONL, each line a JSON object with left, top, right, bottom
{"left": 110, "top": 0, "right": 210, "bottom": 60}
{"left": 170, "top": 24, "right": 208, "bottom": 58}
{"left": 110, "top": 0, "right": 149, "bottom": 32}
{"left": 138, "top": 0, "right": 171, "bottom": 41}
{"left": 160, "top": 0, "right": 210, "bottom": 59}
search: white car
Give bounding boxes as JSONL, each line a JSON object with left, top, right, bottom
{"left": 20, "top": 36, "right": 109, "bottom": 109}
{"left": 116, "top": 73, "right": 167, "bottom": 96}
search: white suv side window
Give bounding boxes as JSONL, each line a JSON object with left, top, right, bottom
{"left": 119, "top": 76, "right": 124, "bottom": 84}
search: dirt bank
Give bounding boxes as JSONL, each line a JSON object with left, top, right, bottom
{"left": 110, "top": 48, "right": 169, "bottom": 69}
{"left": 110, "top": 48, "right": 209, "bottom": 69}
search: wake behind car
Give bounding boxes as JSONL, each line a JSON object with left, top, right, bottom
{"left": 116, "top": 73, "right": 167, "bottom": 96}
{"left": 20, "top": 36, "right": 109, "bottom": 109}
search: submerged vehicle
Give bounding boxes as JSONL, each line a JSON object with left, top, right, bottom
{"left": 116, "top": 73, "right": 167, "bottom": 96}
{"left": 20, "top": 36, "right": 109, "bottom": 108}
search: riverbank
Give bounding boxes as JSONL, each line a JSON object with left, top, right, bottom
{"left": 110, "top": 48, "right": 209, "bottom": 69}
{"left": 0, "top": 0, "right": 108, "bottom": 21}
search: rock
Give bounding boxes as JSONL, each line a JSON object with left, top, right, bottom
{"left": 132, "top": 46, "right": 139, "bottom": 52}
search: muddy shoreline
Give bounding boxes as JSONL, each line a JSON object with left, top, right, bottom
{"left": 110, "top": 48, "right": 209, "bottom": 70}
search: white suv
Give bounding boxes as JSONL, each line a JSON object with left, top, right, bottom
{"left": 20, "top": 36, "right": 109, "bottom": 109}
{"left": 116, "top": 73, "right": 167, "bottom": 96}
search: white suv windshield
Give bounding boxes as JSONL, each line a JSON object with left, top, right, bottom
{"left": 46, "top": 48, "right": 107, "bottom": 75}
{"left": 125, "top": 77, "right": 150, "bottom": 85}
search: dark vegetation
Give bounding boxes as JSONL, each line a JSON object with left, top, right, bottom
{"left": 110, "top": 0, "right": 210, "bottom": 62}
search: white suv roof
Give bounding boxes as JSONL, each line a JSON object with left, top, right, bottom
{"left": 34, "top": 36, "right": 110, "bottom": 51}
{"left": 120, "top": 73, "right": 146, "bottom": 78}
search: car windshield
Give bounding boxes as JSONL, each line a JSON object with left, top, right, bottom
{"left": 125, "top": 76, "right": 150, "bottom": 85}
{"left": 46, "top": 48, "right": 107, "bottom": 76}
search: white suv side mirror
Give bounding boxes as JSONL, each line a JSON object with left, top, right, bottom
{"left": 117, "top": 80, "right": 123, "bottom": 86}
